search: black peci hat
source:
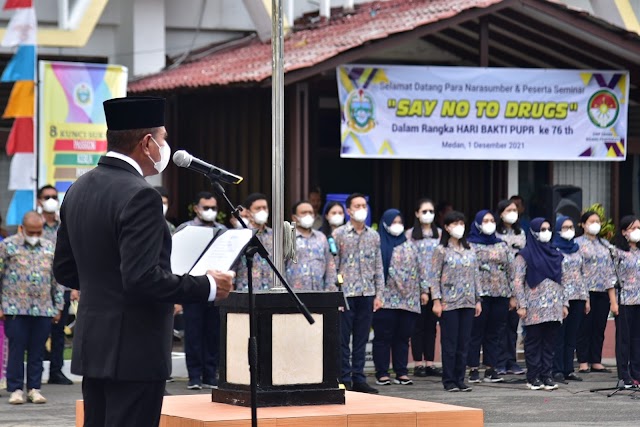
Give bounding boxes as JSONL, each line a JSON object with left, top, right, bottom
{"left": 103, "top": 96, "right": 165, "bottom": 130}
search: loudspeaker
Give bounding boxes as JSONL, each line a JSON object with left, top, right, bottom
{"left": 546, "top": 185, "right": 583, "bottom": 226}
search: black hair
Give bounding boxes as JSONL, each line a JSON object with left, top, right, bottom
{"left": 194, "top": 191, "right": 215, "bottom": 205}
{"left": 244, "top": 193, "right": 268, "bottom": 210}
{"left": 345, "top": 192, "right": 367, "bottom": 209}
{"left": 495, "top": 199, "right": 523, "bottom": 235}
{"left": 509, "top": 194, "right": 524, "bottom": 203}
{"left": 577, "top": 210, "right": 600, "bottom": 237}
{"left": 106, "top": 127, "right": 160, "bottom": 154}
{"left": 37, "top": 185, "right": 56, "bottom": 199}
{"left": 154, "top": 186, "right": 169, "bottom": 199}
{"left": 291, "top": 200, "right": 312, "bottom": 215}
{"left": 440, "top": 210, "right": 470, "bottom": 249}
{"left": 613, "top": 215, "right": 638, "bottom": 252}
{"left": 320, "top": 201, "right": 345, "bottom": 237}
{"left": 411, "top": 198, "right": 439, "bottom": 240}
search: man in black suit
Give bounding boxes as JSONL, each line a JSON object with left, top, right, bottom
{"left": 53, "top": 96, "right": 234, "bottom": 427}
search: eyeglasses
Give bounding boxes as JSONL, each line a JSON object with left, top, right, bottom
{"left": 199, "top": 206, "right": 217, "bottom": 211}
{"left": 539, "top": 227, "right": 551, "bottom": 232}
{"left": 41, "top": 195, "right": 58, "bottom": 201}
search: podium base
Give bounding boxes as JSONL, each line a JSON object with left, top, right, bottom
{"left": 211, "top": 387, "right": 345, "bottom": 407}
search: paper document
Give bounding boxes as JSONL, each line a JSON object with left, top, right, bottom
{"left": 190, "top": 228, "right": 255, "bottom": 276}
{"left": 171, "top": 226, "right": 217, "bottom": 275}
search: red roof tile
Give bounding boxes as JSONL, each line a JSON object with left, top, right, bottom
{"left": 128, "top": 0, "right": 505, "bottom": 92}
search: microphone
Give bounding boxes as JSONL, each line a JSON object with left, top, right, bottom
{"left": 327, "top": 236, "right": 338, "bottom": 256}
{"left": 172, "top": 150, "right": 243, "bottom": 185}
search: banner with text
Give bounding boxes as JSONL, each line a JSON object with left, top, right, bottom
{"left": 39, "top": 61, "right": 128, "bottom": 192}
{"left": 337, "top": 65, "right": 629, "bottom": 161}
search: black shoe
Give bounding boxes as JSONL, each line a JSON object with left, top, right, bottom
{"left": 553, "top": 373, "right": 566, "bottom": 383}
{"left": 458, "top": 383, "right": 472, "bottom": 392}
{"left": 424, "top": 365, "right": 443, "bottom": 377}
{"left": 343, "top": 381, "right": 352, "bottom": 391}
{"left": 542, "top": 377, "right": 558, "bottom": 391}
{"left": 444, "top": 383, "right": 460, "bottom": 392}
{"left": 621, "top": 378, "right": 635, "bottom": 389}
{"left": 48, "top": 371, "right": 73, "bottom": 385}
{"left": 527, "top": 378, "right": 543, "bottom": 390}
{"left": 352, "top": 382, "right": 379, "bottom": 394}
{"left": 483, "top": 368, "right": 504, "bottom": 383}
{"left": 413, "top": 366, "right": 427, "bottom": 377}
{"left": 468, "top": 369, "right": 480, "bottom": 383}
{"left": 565, "top": 373, "right": 583, "bottom": 382}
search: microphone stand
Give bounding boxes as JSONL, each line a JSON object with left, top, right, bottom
{"left": 589, "top": 246, "right": 637, "bottom": 397}
{"left": 209, "top": 179, "right": 314, "bottom": 427}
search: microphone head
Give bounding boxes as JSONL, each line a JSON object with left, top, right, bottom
{"left": 172, "top": 150, "right": 192, "bottom": 168}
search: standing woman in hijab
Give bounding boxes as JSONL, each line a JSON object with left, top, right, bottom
{"left": 495, "top": 199, "right": 526, "bottom": 375}
{"left": 373, "top": 209, "right": 424, "bottom": 386}
{"left": 514, "top": 218, "right": 568, "bottom": 391}
{"left": 431, "top": 211, "right": 482, "bottom": 392}
{"left": 466, "top": 210, "right": 513, "bottom": 384}
{"left": 575, "top": 210, "right": 618, "bottom": 373}
{"left": 407, "top": 198, "right": 442, "bottom": 378}
{"left": 552, "top": 216, "right": 589, "bottom": 382}
{"left": 611, "top": 215, "right": 640, "bottom": 388}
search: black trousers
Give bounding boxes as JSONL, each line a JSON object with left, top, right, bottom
{"left": 183, "top": 302, "right": 220, "bottom": 384}
{"left": 411, "top": 298, "right": 438, "bottom": 362}
{"left": 50, "top": 290, "right": 71, "bottom": 374}
{"left": 615, "top": 305, "right": 640, "bottom": 381}
{"left": 577, "top": 291, "right": 610, "bottom": 364}
{"left": 372, "top": 309, "right": 419, "bottom": 378}
{"left": 440, "top": 308, "right": 474, "bottom": 388}
{"left": 525, "top": 321, "right": 560, "bottom": 383}
{"left": 467, "top": 296, "right": 509, "bottom": 368}
{"left": 553, "top": 299, "right": 586, "bottom": 376}
{"left": 497, "top": 309, "right": 519, "bottom": 370}
{"left": 82, "top": 377, "right": 166, "bottom": 427}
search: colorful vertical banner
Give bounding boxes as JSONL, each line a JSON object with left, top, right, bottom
{"left": 2, "top": 4, "right": 37, "bottom": 225}
{"left": 38, "top": 61, "right": 128, "bottom": 193}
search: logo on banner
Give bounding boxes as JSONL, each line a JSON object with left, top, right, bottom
{"left": 346, "top": 89, "right": 375, "bottom": 133}
{"left": 73, "top": 82, "right": 93, "bottom": 108}
{"left": 588, "top": 90, "right": 620, "bottom": 128}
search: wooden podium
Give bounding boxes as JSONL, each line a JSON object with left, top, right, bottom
{"left": 211, "top": 291, "right": 345, "bottom": 407}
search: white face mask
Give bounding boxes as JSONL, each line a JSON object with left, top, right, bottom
{"left": 538, "top": 230, "right": 553, "bottom": 243}
{"left": 386, "top": 223, "right": 405, "bottom": 237}
{"left": 297, "top": 215, "right": 315, "bottom": 229}
{"left": 42, "top": 198, "right": 59, "bottom": 213}
{"left": 502, "top": 211, "right": 518, "bottom": 224}
{"left": 162, "top": 203, "right": 169, "bottom": 217}
{"left": 328, "top": 214, "right": 344, "bottom": 227}
{"left": 352, "top": 208, "right": 368, "bottom": 223}
{"left": 420, "top": 212, "right": 435, "bottom": 224}
{"left": 234, "top": 217, "right": 250, "bottom": 229}
{"left": 449, "top": 225, "right": 465, "bottom": 239}
{"left": 24, "top": 233, "right": 39, "bottom": 246}
{"left": 560, "top": 229, "right": 575, "bottom": 241}
{"left": 253, "top": 210, "right": 269, "bottom": 225}
{"left": 628, "top": 229, "right": 640, "bottom": 243}
{"left": 200, "top": 209, "right": 217, "bottom": 223}
{"left": 587, "top": 223, "right": 601, "bottom": 236}
{"left": 481, "top": 222, "right": 496, "bottom": 235}
{"left": 149, "top": 137, "right": 171, "bottom": 174}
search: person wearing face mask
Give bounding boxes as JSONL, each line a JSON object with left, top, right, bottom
{"left": 431, "top": 211, "right": 482, "bottom": 392}
{"left": 284, "top": 201, "right": 337, "bottom": 291}
{"left": 466, "top": 210, "right": 513, "bottom": 384}
{"left": 333, "top": 193, "right": 384, "bottom": 394}
{"left": 53, "top": 96, "right": 234, "bottom": 427}
{"left": 1, "top": 212, "right": 64, "bottom": 405}
{"left": 552, "top": 216, "right": 589, "bottom": 383}
{"left": 494, "top": 199, "right": 527, "bottom": 376}
{"left": 320, "top": 201, "right": 346, "bottom": 238}
{"left": 610, "top": 215, "right": 640, "bottom": 388}
{"left": 373, "top": 209, "right": 425, "bottom": 387}
{"left": 176, "top": 192, "right": 227, "bottom": 234}
{"left": 154, "top": 186, "right": 177, "bottom": 235}
{"left": 35, "top": 185, "right": 78, "bottom": 386}
{"left": 176, "top": 191, "right": 227, "bottom": 390}
{"left": 575, "top": 210, "right": 618, "bottom": 374}
{"left": 308, "top": 188, "right": 324, "bottom": 230}
{"left": 514, "top": 218, "right": 568, "bottom": 391}
{"left": 406, "top": 198, "right": 442, "bottom": 378}
{"left": 233, "top": 193, "right": 274, "bottom": 291}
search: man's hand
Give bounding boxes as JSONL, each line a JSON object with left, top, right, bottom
{"left": 432, "top": 299, "right": 442, "bottom": 318}
{"left": 210, "top": 270, "right": 234, "bottom": 301}
{"left": 373, "top": 297, "right": 383, "bottom": 312}
{"left": 70, "top": 290, "right": 80, "bottom": 302}
{"left": 475, "top": 302, "right": 482, "bottom": 317}
{"left": 517, "top": 307, "right": 527, "bottom": 319}
{"left": 585, "top": 299, "right": 591, "bottom": 315}
{"left": 174, "top": 304, "right": 183, "bottom": 315}
{"left": 53, "top": 311, "right": 62, "bottom": 324}
{"left": 509, "top": 296, "right": 517, "bottom": 311}
{"left": 562, "top": 306, "right": 569, "bottom": 319}
{"left": 0, "top": 309, "right": 4, "bottom": 320}
{"left": 420, "top": 293, "right": 429, "bottom": 305}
